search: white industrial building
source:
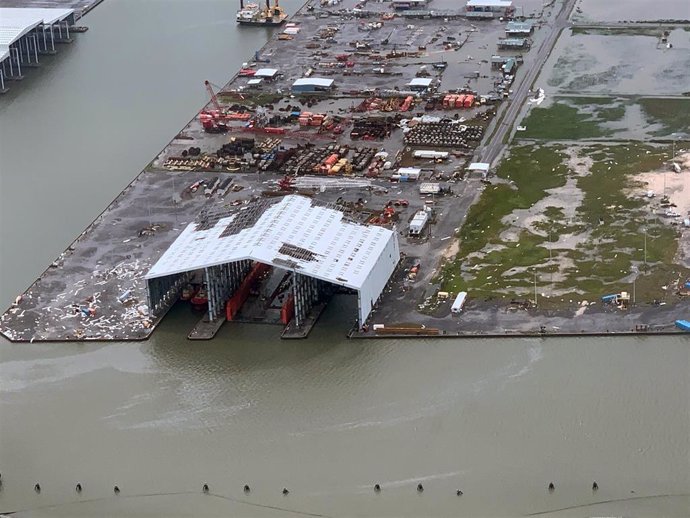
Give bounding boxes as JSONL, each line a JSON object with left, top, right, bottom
{"left": 292, "top": 77, "right": 335, "bottom": 93}
{"left": 466, "top": 0, "right": 513, "bottom": 12}
{"left": 146, "top": 195, "right": 400, "bottom": 328}
{"left": 407, "top": 77, "right": 433, "bottom": 92}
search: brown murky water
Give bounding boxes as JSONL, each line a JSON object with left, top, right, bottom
{"left": 1, "top": 1, "right": 689, "bottom": 516}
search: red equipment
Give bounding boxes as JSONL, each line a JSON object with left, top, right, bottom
{"left": 280, "top": 294, "right": 295, "bottom": 324}
{"left": 226, "top": 263, "right": 272, "bottom": 321}
{"left": 278, "top": 175, "right": 296, "bottom": 191}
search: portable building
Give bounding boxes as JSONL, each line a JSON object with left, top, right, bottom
{"left": 413, "top": 150, "right": 449, "bottom": 159}
{"left": 466, "top": 0, "right": 512, "bottom": 12}
{"left": 397, "top": 167, "right": 421, "bottom": 180}
{"left": 491, "top": 55, "right": 508, "bottom": 68}
{"left": 505, "top": 21, "right": 533, "bottom": 35}
{"left": 408, "top": 210, "right": 429, "bottom": 235}
{"left": 465, "top": 10, "right": 494, "bottom": 18}
{"left": 501, "top": 58, "right": 516, "bottom": 75}
{"left": 419, "top": 182, "right": 441, "bottom": 194}
{"left": 392, "top": 0, "right": 428, "bottom": 9}
{"left": 498, "top": 38, "right": 528, "bottom": 49}
{"left": 451, "top": 291, "right": 467, "bottom": 313}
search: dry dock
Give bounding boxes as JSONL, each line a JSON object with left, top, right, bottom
{"left": 2, "top": 0, "right": 689, "bottom": 342}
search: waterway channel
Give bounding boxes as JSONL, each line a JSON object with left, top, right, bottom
{"left": 0, "top": 1, "right": 688, "bottom": 516}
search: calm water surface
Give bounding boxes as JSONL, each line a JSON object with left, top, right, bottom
{"left": 0, "top": 1, "right": 688, "bottom": 516}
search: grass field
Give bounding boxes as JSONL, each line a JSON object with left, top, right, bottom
{"left": 519, "top": 99, "right": 621, "bottom": 139}
{"left": 438, "top": 143, "right": 688, "bottom": 306}
{"left": 519, "top": 97, "right": 690, "bottom": 140}
{"left": 639, "top": 98, "right": 690, "bottom": 136}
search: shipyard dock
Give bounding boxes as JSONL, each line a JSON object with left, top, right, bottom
{"left": 1, "top": 0, "right": 689, "bottom": 342}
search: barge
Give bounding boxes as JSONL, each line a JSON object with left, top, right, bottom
{"left": 237, "top": 0, "right": 287, "bottom": 26}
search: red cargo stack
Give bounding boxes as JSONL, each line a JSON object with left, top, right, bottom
{"left": 280, "top": 294, "right": 295, "bottom": 324}
{"left": 455, "top": 95, "right": 466, "bottom": 108}
{"left": 464, "top": 94, "right": 474, "bottom": 108}
{"left": 400, "top": 95, "right": 413, "bottom": 112}
{"left": 324, "top": 153, "right": 339, "bottom": 167}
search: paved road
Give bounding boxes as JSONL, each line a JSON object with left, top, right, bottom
{"left": 480, "top": 0, "right": 578, "bottom": 166}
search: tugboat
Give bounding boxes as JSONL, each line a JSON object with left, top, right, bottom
{"left": 190, "top": 285, "right": 209, "bottom": 309}
{"left": 180, "top": 284, "right": 199, "bottom": 301}
{"left": 237, "top": 0, "right": 287, "bottom": 26}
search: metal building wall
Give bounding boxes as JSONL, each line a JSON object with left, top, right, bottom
{"left": 357, "top": 232, "right": 400, "bottom": 328}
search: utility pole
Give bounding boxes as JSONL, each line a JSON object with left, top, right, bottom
{"left": 643, "top": 227, "right": 647, "bottom": 269}
{"left": 533, "top": 269, "right": 538, "bottom": 307}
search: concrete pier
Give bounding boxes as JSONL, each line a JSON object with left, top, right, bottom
{"left": 188, "top": 315, "right": 227, "bottom": 340}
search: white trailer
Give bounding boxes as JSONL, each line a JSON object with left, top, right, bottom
{"left": 413, "top": 150, "right": 449, "bottom": 160}
{"left": 408, "top": 210, "right": 429, "bottom": 235}
{"left": 451, "top": 291, "right": 467, "bottom": 314}
{"left": 419, "top": 182, "right": 441, "bottom": 195}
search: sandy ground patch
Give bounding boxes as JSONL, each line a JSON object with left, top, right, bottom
{"left": 442, "top": 238, "right": 460, "bottom": 260}
{"left": 633, "top": 163, "right": 690, "bottom": 217}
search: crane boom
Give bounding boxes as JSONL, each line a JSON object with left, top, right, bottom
{"left": 204, "top": 80, "right": 221, "bottom": 112}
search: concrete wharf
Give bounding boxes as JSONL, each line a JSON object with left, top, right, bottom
{"left": 2, "top": 0, "right": 689, "bottom": 342}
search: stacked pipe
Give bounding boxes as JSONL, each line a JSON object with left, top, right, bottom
{"left": 404, "top": 122, "right": 483, "bottom": 148}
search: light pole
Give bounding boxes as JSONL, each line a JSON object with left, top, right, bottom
{"left": 671, "top": 132, "right": 680, "bottom": 160}
{"left": 533, "top": 269, "right": 538, "bottom": 307}
{"left": 643, "top": 227, "right": 647, "bottom": 269}
{"left": 549, "top": 225, "right": 554, "bottom": 290}
{"left": 631, "top": 265, "right": 637, "bottom": 306}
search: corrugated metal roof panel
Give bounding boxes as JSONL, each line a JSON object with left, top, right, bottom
{"left": 146, "top": 195, "right": 396, "bottom": 291}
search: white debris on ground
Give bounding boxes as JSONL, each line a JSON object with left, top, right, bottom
{"left": 0, "top": 259, "right": 154, "bottom": 341}
{"left": 528, "top": 88, "right": 545, "bottom": 106}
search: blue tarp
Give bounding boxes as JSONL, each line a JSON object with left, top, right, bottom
{"left": 685, "top": 281, "right": 690, "bottom": 289}
{"left": 601, "top": 294, "right": 618, "bottom": 303}
{"left": 675, "top": 320, "right": 690, "bottom": 331}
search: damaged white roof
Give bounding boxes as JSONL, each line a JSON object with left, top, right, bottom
{"left": 146, "top": 195, "right": 396, "bottom": 290}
